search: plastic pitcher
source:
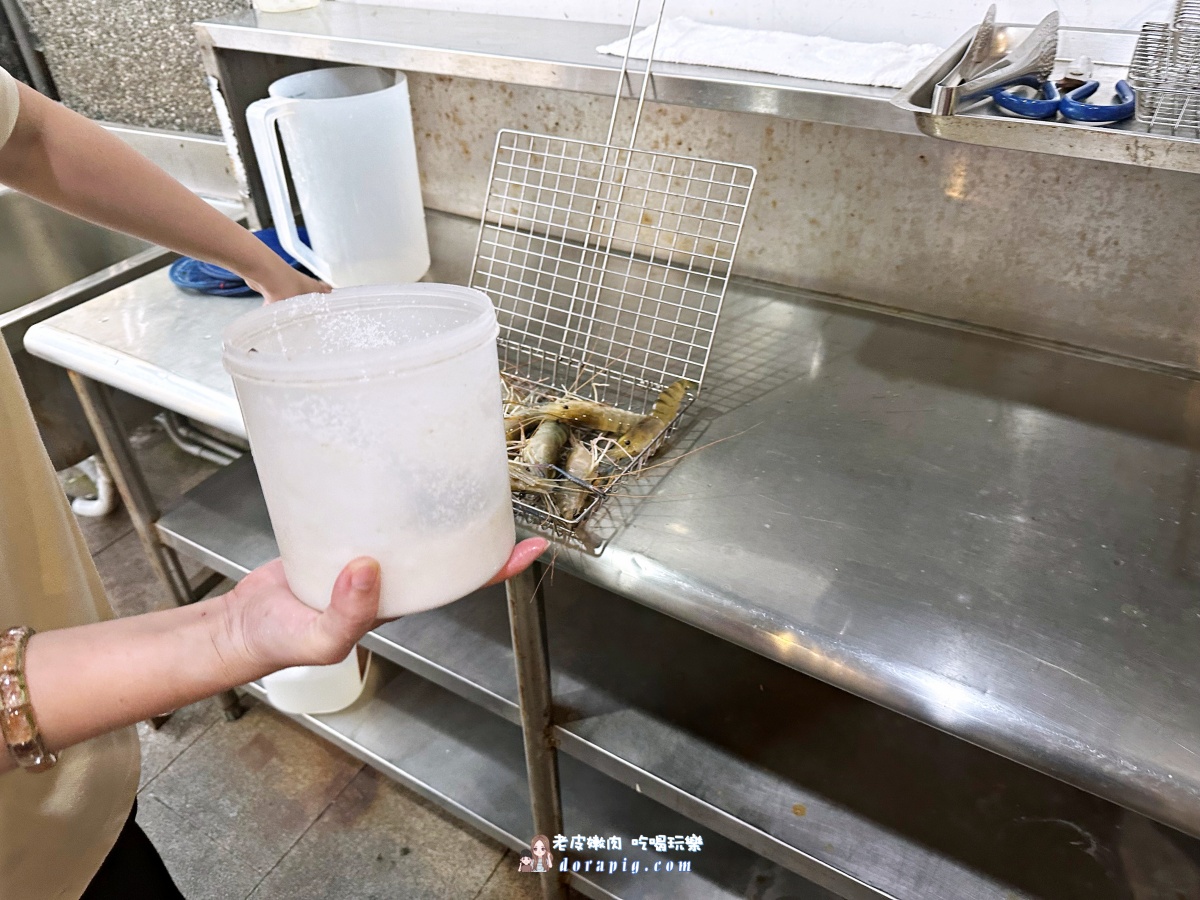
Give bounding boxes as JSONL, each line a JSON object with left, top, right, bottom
{"left": 245, "top": 67, "right": 430, "bottom": 288}
{"left": 262, "top": 648, "right": 368, "bottom": 716}
{"left": 222, "top": 284, "right": 515, "bottom": 618}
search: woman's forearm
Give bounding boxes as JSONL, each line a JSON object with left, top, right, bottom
{"left": 0, "top": 82, "right": 321, "bottom": 302}
{"left": 0, "top": 84, "right": 272, "bottom": 280}
{"left": 1, "top": 552, "right": 387, "bottom": 777}
{"left": 1, "top": 540, "right": 546, "bottom": 776}
{"left": 3, "top": 594, "right": 260, "bottom": 776}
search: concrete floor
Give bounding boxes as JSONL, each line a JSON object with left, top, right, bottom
{"left": 67, "top": 422, "right": 539, "bottom": 900}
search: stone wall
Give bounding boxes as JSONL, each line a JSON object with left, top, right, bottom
{"left": 17, "top": 0, "right": 249, "bottom": 132}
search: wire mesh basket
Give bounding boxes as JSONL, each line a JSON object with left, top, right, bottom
{"left": 470, "top": 0, "right": 756, "bottom": 537}
{"left": 1175, "top": 0, "right": 1200, "bottom": 30}
{"left": 1128, "top": 6, "right": 1200, "bottom": 133}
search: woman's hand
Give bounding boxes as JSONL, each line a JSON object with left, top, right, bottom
{"left": 245, "top": 264, "right": 331, "bottom": 305}
{"left": 11, "top": 537, "right": 549, "bottom": 772}
{"left": 221, "top": 537, "right": 549, "bottom": 673}
{"left": 484, "top": 537, "right": 549, "bottom": 587}
{"left": 220, "top": 558, "right": 381, "bottom": 672}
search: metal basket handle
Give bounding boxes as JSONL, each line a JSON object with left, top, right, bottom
{"left": 604, "top": 0, "right": 670, "bottom": 151}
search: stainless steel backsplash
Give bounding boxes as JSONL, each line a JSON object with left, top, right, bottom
{"left": 407, "top": 72, "right": 1200, "bottom": 375}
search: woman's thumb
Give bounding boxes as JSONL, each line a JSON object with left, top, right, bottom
{"left": 312, "top": 557, "right": 381, "bottom": 662}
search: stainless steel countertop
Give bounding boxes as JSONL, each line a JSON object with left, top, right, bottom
{"left": 26, "top": 210, "right": 1200, "bottom": 839}
{"left": 161, "top": 466, "right": 1199, "bottom": 900}
{"left": 23, "top": 267, "right": 254, "bottom": 439}
{"left": 196, "top": 4, "right": 917, "bottom": 135}
{"left": 21, "top": 213, "right": 475, "bottom": 439}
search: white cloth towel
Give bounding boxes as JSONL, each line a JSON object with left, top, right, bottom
{"left": 597, "top": 17, "right": 943, "bottom": 89}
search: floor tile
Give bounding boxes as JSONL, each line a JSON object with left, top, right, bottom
{"left": 92, "top": 528, "right": 205, "bottom": 617}
{"left": 137, "top": 698, "right": 222, "bottom": 790}
{"left": 474, "top": 850, "right": 545, "bottom": 900}
{"left": 62, "top": 479, "right": 134, "bottom": 556}
{"left": 76, "top": 508, "right": 133, "bottom": 557}
{"left": 248, "top": 766, "right": 507, "bottom": 900}
{"left": 136, "top": 793, "right": 263, "bottom": 900}
{"left": 132, "top": 420, "right": 222, "bottom": 500}
{"left": 144, "top": 701, "right": 362, "bottom": 878}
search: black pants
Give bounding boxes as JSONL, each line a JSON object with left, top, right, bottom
{"left": 81, "top": 800, "right": 184, "bottom": 899}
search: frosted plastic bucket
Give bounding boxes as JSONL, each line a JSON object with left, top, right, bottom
{"left": 222, "top": 284, "right": 515, "bottom": 618}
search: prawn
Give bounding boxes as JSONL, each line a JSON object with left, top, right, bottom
{"left": 652, "top": 379, "right": 692, "bottom": 422}
{"left": 505, "top": 412, "right": 540, "bottom": 442}
{"left": 534, "top": 398, "right": 643, "bottom": 435}
{"left": 521, "top": 420, "right": 569, "bottom": 478}
{"left": 609, "top": 379, "right": 694, "bottom": 462}
{"left": 557, "top": 436, "right": 601, "bottom": 519}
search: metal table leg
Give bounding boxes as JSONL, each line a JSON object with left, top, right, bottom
{"left": 69, "top": 372, "right": 246, "bottom": 721}
{"left": 507, "top": 562, "right": 568, "bottom": 900}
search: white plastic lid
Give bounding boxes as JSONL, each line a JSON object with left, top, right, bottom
{"left": 222, "top": 283, "right": 499, "bottom": 384}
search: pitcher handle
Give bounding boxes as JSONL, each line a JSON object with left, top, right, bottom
{"left": 245, "top": 96, "right": 333, "bottom": 284}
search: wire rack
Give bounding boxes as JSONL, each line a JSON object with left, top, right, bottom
{"left": 470, "top": 0, "right": 756, "bottom": 537}
{"left": 1129, "top": 4, "right": 1200, "bottom": 134}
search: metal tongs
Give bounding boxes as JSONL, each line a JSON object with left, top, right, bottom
{"left": 931, "top": 7, "right": 1060, "bottom": 116}
{"left": 931, "top": 4, "right": 997, "bottom": 115}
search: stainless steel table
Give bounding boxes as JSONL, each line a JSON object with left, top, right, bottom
{"left": 27, "top": 209, "right": 1200, "bottom": 899}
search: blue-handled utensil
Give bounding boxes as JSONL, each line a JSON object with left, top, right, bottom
{"left": 990, "top": 77, "right": 1061, "bottom": 119}
{"left": 989, "top": 77, "right": 1135, "bottom": 124}
{"left": 1058, "top": 79, "right": 1135, "bottom": 123}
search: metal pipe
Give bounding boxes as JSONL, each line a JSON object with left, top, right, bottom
{"left": 0, "top": 0, "right": 56, "bottom": 98}
{"left": 69, "top": 454, "right": 118, "bottom": 518}
{"left": 506, "top": 562, "right": 567, "bottom": 900}
{"left": 180, "top": 417, "right": 249, "bottom": 455}
{"left": 157, "top": 412, "right": 240, "bottom": 466}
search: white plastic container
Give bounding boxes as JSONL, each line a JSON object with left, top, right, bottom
{"left": 262, "top": 649, "right": 367, "bottom": 716}
{"left": 223, "top": 284, "right": 515, "bottom": 618}
{"left": 252, "top": 0, "right": 318, "bottom": 12}
{"left": 245, "top": 67, "right": 430, "bottom": 288}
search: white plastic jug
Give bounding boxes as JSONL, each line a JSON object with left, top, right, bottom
{"left": 263, "top": 648, "right": 368, "bottom": 716}
{"left": 245, "top": 67, "right": 430, "bottom": 288}
{"left": 222, "top": 284, "right": 515, "bottom": 618}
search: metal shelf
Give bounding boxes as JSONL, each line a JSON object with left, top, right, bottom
{"left": 893, "top": 24, "right": 1200, "bottom": 174}
{"left": 43, "top": 208, "right": 1200, "bottom": 842}
{"left": 160, "top": 455, "right": 1200, "bottom": 900}
{"left": 196, "top": 3, "right": 915, "bottom": 135}
{"left": 199, "top": 5, "right": 1200, "bottom": 174}
{"left": 240, "top": 659, "right": 831, "bottom": 900}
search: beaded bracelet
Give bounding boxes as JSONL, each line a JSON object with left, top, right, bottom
{"left": 0, "top": 627, "right": 58, "bottom": 772}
